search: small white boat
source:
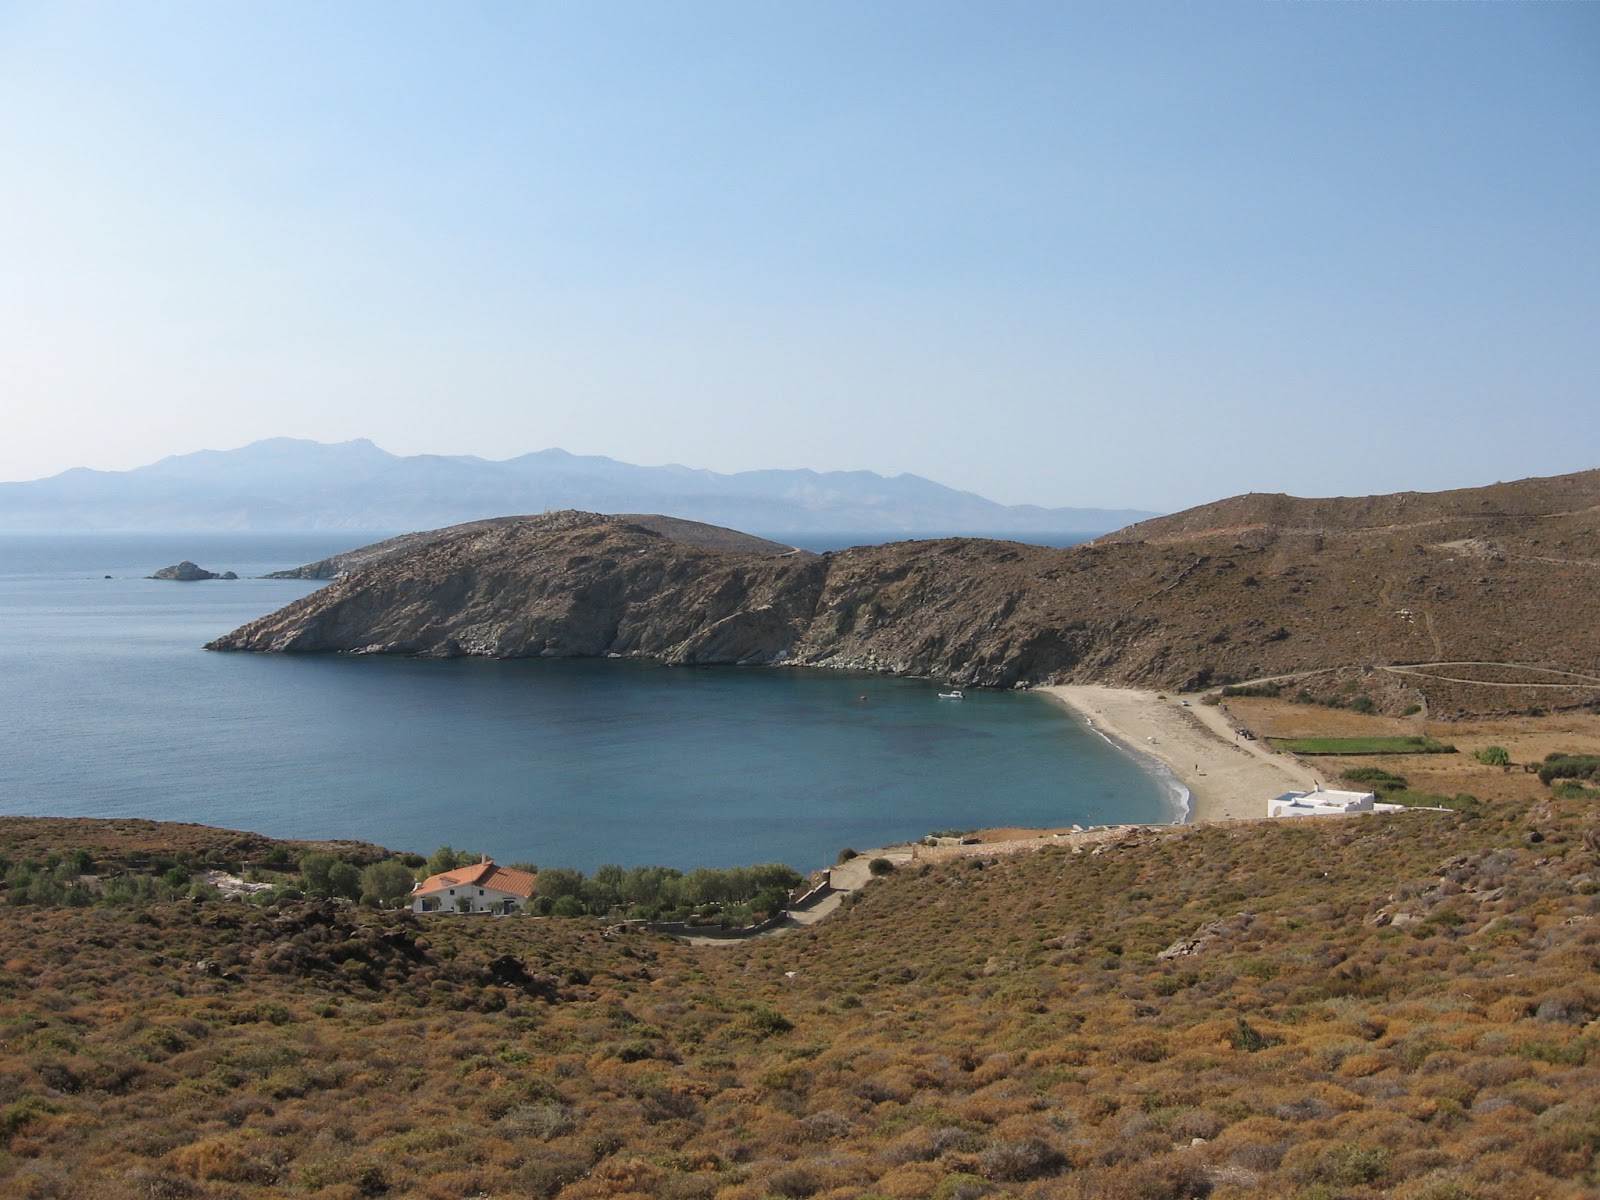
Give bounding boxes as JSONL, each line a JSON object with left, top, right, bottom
{"left": 937, "top": 690, "right": 965, "bottom": 700}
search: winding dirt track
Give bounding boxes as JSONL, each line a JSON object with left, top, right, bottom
{"left": 1377, "top": 663, "right": 1600, "bottom": 688}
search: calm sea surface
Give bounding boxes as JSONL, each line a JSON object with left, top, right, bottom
{"left": 0, "top": 533, "right": 1179, "bottom": 872}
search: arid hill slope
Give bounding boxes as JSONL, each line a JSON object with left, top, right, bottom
{"left": 2, "top": 797, "right": 1599, "bottom": 1199}
{"left": 1101, "top": 468, "right": 1600, "bottom": 546}
{"left": 209, "top": 472, "right": 1600, "bottom": 709}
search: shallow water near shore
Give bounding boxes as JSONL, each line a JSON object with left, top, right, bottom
{"left": 0, "top": 533, "right": 1176, "bottom": 872}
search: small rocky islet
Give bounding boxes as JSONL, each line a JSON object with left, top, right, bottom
{"left": 150, "top": 560, "right": 237, "bottom": 581}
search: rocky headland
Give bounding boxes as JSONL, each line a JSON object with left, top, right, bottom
{"left": 208, "top": 470, "right": 1600, "bottom": 714}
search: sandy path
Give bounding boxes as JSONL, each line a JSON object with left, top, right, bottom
{"left": 1039, "top": 685, "right": 1317, "bottom": 822}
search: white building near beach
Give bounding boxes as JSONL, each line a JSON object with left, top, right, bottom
{"left": 1267, "top": 785, "right": 1381, "bottom": 819}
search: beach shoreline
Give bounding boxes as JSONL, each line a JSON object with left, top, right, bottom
{"left": 1038, "top": 684, "right": 1319, "bottom": 823}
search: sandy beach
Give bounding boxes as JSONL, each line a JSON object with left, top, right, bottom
{"left": 1040, "top": 685, "right": 1319, "bottom": 823}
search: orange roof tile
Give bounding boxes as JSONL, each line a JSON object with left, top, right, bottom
{"left": 480, "top": 864, "right": 537, "bottom": 899}
{"left": 414, "top": 859, "right": 536, "bottom": 900}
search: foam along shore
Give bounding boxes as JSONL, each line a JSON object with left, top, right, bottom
{"left": 1039, "top": 684, "right": 1319, "bottom": 823}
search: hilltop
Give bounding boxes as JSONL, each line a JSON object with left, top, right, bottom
{"left": 209, "top": 469, "right": 1600, "bottom": 715}
{"left": 260, "top": 513, "right": 806, "bottom": 581}
{"left": 1, "top": 788, "right": 1597, "bottom": 1198}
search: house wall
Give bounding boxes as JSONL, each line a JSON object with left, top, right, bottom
{"left": 1267, "top": 789, "right": 1376, "bottom": 819}
{"left": 413, "top": 884, "right": 529, "bottom": 914}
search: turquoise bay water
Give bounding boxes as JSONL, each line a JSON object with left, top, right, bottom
{"left": 0, "top": 534, "right": 1178, "bottom": 872}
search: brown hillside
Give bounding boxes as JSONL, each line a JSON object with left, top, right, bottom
{"left": 2, "top": 799, "right": 1598, "bottom": 1198}
{"left": 1101, "top": 468, "right": 1600, "bottom": 544}
{"left": 210, "top": 472, "right": 1600, "bottom": 714}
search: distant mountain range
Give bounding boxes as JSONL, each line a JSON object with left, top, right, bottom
{"left": 0, "top": 438, "right": 1158, "bottom": 536}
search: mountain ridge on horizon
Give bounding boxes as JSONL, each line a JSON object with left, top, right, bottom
{"left": 0, "top": 437, "right": 1158, "bottom": 536}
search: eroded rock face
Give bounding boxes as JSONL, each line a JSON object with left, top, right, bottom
{"left": 207, "top": 471, "right": 1600, "bottom": 700}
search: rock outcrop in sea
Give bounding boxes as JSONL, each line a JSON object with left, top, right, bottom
{"left": 207, "top": 470, "right": 1600, "bottom": 711}
{"left": 151, "top": 561, "right": 236, "bottom": 581}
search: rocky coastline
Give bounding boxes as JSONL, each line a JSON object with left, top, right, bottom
{"left": 207, "top": 468, "right": 1600, "bottom": 709}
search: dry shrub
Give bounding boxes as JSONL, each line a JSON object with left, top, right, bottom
{"left": 215, "top": 1096, "right": 273, "bottom": 1128}
{"left": 1288, "top": 1140, "right": 1394, "bottom": 1189}
{"left": 168, "top": 1133, "right": 283, "bottom": 1184}
{"left": 798, "top": 1109, "right": 854, "bottom": 1142}
{"left": 412, "top": 1168, "right": 494, "bottom": 1200}
{"left": 561, "top": 1155, "right": 665, "bottom": 1198}
{"left": 292, "top": 1154, "right": 390, "bottom": 1196}
{"left": 869, "top": 1161, "right": 943, "bottom": 1198}
{"left": 1219, "top": 1117, "right": 1290, "bottom": 1173}
{"left": 1233, "top": 1141, "right": 1291, "bottom": 1176}
{"left": 1336, "top": 1050, "right": 1390, "bottom": 1078}
{"left": 976, "top": 1135, "right": 1066, "bottom": 1181}
{"left": 655, "top": 1172, "right": 717, "bottom": 1200}
{"left": 1110, "top": 1151, "right": 1214, "bottom": 1200}
{"left": 640, "top": 1086, "right": 703, "bottom": 1125}
{"left": 0, "top": 1162, "right": 73, "bottom": 1200}
{"left": 763, "top": 1163, "right": 822, "bottom": 1198}
{"left": 497, "top": 1100, "right": 575, "bottom": 1140}
{"left": 1488, "top": 994, "right": 1535, "bottom": 1022}
{"left": 1166, "top": 1108, "right": 1224, "bottom": 1141}
{"left": 1271, "top": 1094, "right": 1333, "bottom": 1123}
{"left": 1519, "top": 1102, "right": 1600, "bottom": 1177}
{"left": 929, "top": 1173, "right": 995, "bottom": 1200}
{"left": 1460, "top": 1054, "right": 1534, "bottom": 1088}
{"left": 851, "top": 1071, "right": 915, "bottom": 1106}
{"left": 112, "top": 1171, "right": 203, "bottom": 1200}
{"left": 1390, "top": 1169, "right": 1488, "bottom": 1200}
{"left": 965, "top": 1053, "right": 1017, "bottom": 1088}
{"left": 881, "top": 1124, "right": 983, "bottom": 1166}
{"left": 1113, "top": 1035, "right": 1170, "bottom": 1064}
{"left": 1533, "top": 986, "right": 1598, "bottom": 1025}
{"left": 511, "top": 1152, "right": 590, "bottom": 1200}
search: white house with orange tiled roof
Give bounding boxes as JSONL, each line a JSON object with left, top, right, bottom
{"left": 411, "top": 859, "right": 537, "bottom": 914}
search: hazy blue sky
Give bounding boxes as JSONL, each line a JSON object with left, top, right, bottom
{"left": 2, "top": 1, "right": 1595, "bottom": 512}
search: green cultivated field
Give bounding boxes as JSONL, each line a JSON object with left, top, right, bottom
{"left": 1270, "top": 735, "right": 1457, "bottom": 756}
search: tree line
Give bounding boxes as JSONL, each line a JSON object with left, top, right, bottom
{"left": 1, "top": 839, "right": 807, "bottom": 924}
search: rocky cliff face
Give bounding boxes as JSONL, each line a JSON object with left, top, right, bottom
{"left": 208, "top": 473, "right": 1600, "bottom": 709}
{"left": 213, "top": 513, "right": 828, "bottom": 667}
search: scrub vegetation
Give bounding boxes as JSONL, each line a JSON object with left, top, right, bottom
{"left": 1, "top": 788, "right": 1598, "bottom": 1199}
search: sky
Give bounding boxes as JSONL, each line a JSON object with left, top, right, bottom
{"left": 1, "top": 2, "right": 1596, "bottom": 514}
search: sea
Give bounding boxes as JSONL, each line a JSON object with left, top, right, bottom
{"left": 0, "top": 532, "right": 1182, "bottom": 874}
